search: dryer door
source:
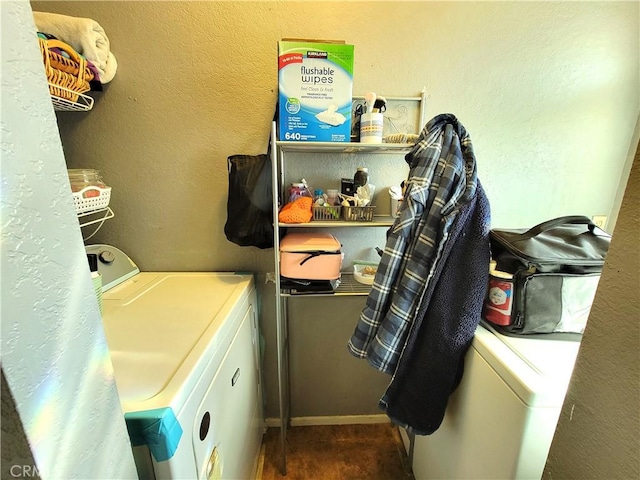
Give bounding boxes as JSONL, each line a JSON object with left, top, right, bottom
{"left": 192, "top": 307, "right": 263, "bottom": 480}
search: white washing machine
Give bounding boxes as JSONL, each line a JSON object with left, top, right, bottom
{"left": 87, "top": 245, "right": 264, "bottom": 480}
{"left": 411, "top": 321, "right": 581, "bottom": 480}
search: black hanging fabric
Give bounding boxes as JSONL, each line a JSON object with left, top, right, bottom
{"left": 224, "top": 149, "right": 274, "bottom": 249}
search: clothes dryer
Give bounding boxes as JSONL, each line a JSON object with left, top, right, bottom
{"left": 412, "top": 322, "right": 581, "bottom": 480}
{"left": 87, "top": 245, "right": 264, "bottom": 480}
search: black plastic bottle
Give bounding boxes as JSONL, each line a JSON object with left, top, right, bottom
{"left": 353, "top": 167, "right": 369, "bottom": 189}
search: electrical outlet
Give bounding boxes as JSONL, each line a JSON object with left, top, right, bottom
{"left": 592, "top": 215, "right": 607, "bottom": 229}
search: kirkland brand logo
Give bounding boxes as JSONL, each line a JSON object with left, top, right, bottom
{"left": 307, "top": 50, "right": 327, "bottom": 59}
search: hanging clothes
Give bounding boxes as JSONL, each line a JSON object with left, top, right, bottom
{"left": 347, "top": 113, "right": 491, "bottom": 434}
{"left": 381, "top": 181, "right": 491, "bottom": 434}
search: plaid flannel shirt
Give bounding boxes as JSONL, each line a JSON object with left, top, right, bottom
{"left": 348, "top": 114, "right": 478, "bottom": 374}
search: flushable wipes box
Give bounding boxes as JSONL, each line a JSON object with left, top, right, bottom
{"left": 278, "top": 39, "right": 354, "bottom": 142}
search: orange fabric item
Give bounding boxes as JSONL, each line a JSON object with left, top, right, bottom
{"left": 278, "top": 197, "right": 313, "bottom": 223}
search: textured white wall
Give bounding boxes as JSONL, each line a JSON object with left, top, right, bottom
{"left": 0, "top": 1, "right": 137, "bottom": 478}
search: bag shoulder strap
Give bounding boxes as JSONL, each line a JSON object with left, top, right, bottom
{"left": 518, "top": 215, "right": 595, "bottom": 241}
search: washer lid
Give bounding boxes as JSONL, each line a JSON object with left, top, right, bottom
{"left": 472, "top": 323, "right": 581, "bottom": 407}
{"left": 102, "top": 272, "right": 253, "bottom": 413}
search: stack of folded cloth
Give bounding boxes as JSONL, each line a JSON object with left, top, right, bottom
{"left": 34, "top": 11, "right": 118, "bottom": 85}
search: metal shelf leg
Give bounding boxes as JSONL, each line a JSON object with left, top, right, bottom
{"left": 276, "top": 294, "right": 290, "bottom": 475}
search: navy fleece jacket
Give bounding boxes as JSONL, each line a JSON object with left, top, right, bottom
{"left": 380, "top": 182, "right": 491, "bottom": 435}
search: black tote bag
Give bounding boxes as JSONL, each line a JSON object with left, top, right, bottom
{"left": 483, "top": 215, "right": 611, "bottom": 338}
{"left": 224, "top": 152, "right": 274, "bottom": 249}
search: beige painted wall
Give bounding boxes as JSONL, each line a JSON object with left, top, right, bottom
{"left": 29, "top": 0, "right": 638, "bottom": 425}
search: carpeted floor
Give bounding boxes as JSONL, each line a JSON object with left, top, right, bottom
{"left": 259, "top": 423, "right": 415, "bottom": 480}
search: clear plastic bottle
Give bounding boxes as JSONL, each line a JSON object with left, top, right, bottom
{"left": 288, "top": 181, "right": 312, "bottom": 203}
{"left": 326, "top": 189, "right": 339, "bottom": 206}
{"left": 313, "top": 189, "right": 325, "bottom": 206}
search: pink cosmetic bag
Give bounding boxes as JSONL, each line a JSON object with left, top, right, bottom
{"left": 279, "top": 232, "right": 343, "bottom": 280}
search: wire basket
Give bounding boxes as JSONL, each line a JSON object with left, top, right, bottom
{"left": 342, "top": 205, "right": 376, "bottom": 222}
{"left": 39, "top": 37, "right": 94, "bottom": 103}
{"left": 49, "top": 84, "right": 94, "bottom": 111}
{"left": 312, "top": 205, "right": 342, "bottom": 221}
{"left": 73, "top": 186, "right": 111, "bottom": 214}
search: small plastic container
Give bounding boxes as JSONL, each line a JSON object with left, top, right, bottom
{"left": 359, "top": 113, "right": 384, "bottom": 144}
{"left": 326, "top": 189, "right": 339, "bottom": 206}
{"left": 68, "top": 169, "right": 106, "bottom": 197}
{"left": 68, "top": 169, "right": 111, "bottom": 213}
{"left": 353, "top": 263, "right": 378, "bottom": 285}
{"left": 390, "top": 197, "right": 403, "bottom": 218}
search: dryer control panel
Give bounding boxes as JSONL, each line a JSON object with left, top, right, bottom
{"left": 85, "top": 244, "right": 140, "bottom": 291}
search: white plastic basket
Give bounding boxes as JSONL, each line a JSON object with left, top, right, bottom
{"left": 73, "top": 186, "right": 111, "bottom": 214}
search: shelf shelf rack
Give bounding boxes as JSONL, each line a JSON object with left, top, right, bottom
{"left": 77, "top": 206, "right": 114, "bottom": 228}
{"left": 49, "top": 83, "right": 94, "bottom": 112}
{"left": 270, "top": 91, "right": 426, "bottom": 475}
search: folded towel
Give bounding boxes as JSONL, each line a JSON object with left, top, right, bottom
{"left": 33, "top": 11, "right": 117, "bottom": 83}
